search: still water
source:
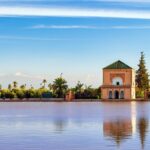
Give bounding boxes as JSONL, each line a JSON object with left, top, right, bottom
{"left": 0, "top": 102, "right": 149, "bottom": 150}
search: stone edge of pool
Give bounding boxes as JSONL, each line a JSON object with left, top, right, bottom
{"left": 0, "top": 98, "right": 149, "bottom": 102}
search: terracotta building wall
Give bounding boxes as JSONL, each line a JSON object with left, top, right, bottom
{"left": 131, "top": 69, "right": 136, "bottom": 99}
{"left": 103, "top": 69, "right": 133, "bottom": 86}
{"left": 124, "top": 88, "right": 131, "bottom": 99}
{"left": 101, "top": 88, "right": 131, "bottom": 99}
{"left": 102, "top": 68, "right": 136, "bottom": 100}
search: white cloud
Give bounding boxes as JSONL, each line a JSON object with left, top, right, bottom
{"left": 15, "top": 72, "right": 44, "bottom": 80}
{"left": 31, "top": 25, "right": 98, "bottom": 29}
{"left": 15, "top": 72, "right": 31, "bottom": 78}
{"left": 0, "top": 6, "right": 150, "bottom": 19}
{"left": 15, "top": 72, "right": 23, "bottom": 76}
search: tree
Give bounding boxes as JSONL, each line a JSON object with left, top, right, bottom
{"left": 74, "top": 81, "right": 84, "bottom": 93}
{"left": 13, "top": 81, "right": 18, "bottom": 89}
{"left": 138, "top": 118, "right": 148, "bottom": 149}
{"left": 8, "top": 84, "right": 12, "bottom": 91}
{"left": 42, "top": 79, "right": 47, "bottom": 88}
{"left": 83, "top": 85, "right": 99, "bottom": 99}
{"left": 52, "top": 77, "right": 68, "bottom": 98}
{"left": 5, "top": 91, "right": 16, "bottom": 99}
{"left": 16, "top": 89, "right": 25, "bottom": 99}
{"left": 20, "top": 84, "right": 26, "bottom": 90}
{"left": 25, "top": 88, "right": 36, "bottom": 98}
{"left": 136, "top": 52, "right": 149, "bottom": 91}
{"left": 74, "top": 83, "right": 100, "bottom": 99}
{"left": 48, "top": 83, "right": 53, "bottom": 91}
{"left": 1, "top": 89, "right": 16, "bottom": 99}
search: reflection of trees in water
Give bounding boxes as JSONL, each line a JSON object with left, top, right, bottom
{"left": 103, "top": 120, "right": 132, "bottom": 146}
{"left": 53, "top": 120, "right": 68, "bottom": 133}
{"left": 138, "top": 118, "right": 149, "bottom": 150}
{"left": 52, "top": 119, "right": 90, "bottom": 133}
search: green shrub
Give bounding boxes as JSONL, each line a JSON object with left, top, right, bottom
{"left": 136, "top": 90, "right": 144, "bottom": 98}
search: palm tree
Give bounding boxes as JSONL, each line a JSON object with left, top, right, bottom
{"left": 74, "top": 81, "right": 84, "bottom": 99}
{"left": 13, "top": 81, "right": 18, "bottom": 89}
{"left": 52, "top": 77, "right": 68, "bottom": 98}
{"left": 75, "top": 81, "right": 84, "bottom": 93}
{"left": 8, "top": 84, "right": 12, "bottom": 91}
{"left": 42, "top": 79, "right": 47, "bottom": 88}
{"left": 48, "top": 83, "right": 53, "bottom": 91}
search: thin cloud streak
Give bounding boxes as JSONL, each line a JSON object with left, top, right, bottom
{"left": 1, "top": 6, "right": 150, "bottom": 19}
{"left": 31, "top": 24, "right": 150, "bottom": 29}
{"left": 15, "top": 72, "right": 44, "bottom": 80}
{"left": 90, "top": 0, "right": 150, "bottom": 3}
{"left": 31, "top": 25, "right": 98, "bottom": 29}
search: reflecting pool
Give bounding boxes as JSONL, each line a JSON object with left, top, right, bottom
{"left": 0, "top": 102, "right": 149, "bottom": 150}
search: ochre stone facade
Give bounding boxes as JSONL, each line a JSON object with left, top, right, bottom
{"left": 101, "top": 61, "right": 136, "bottom": 100}
{"left": 65, "top": 90, "right": 75, "bottom": 101}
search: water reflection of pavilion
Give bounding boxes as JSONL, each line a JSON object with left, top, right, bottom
{"left": 103, "top": 102, "right": 149, "bottom": 149}
{"left": 103, "top": 119, "right": 132, "bottom": 145}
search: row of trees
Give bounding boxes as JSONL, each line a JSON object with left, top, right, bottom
{"left": 71, "top": 81, "right": 100, "bottom": 99}
{"left": 0, "top": 52, "right": 148, "bottom": 99}
{"left": 0, "top": 77, "right": 100, "bottom": 99}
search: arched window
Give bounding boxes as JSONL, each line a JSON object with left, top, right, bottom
{"left": 112, "top": 77, "right": 123, "bottom": 86}
{"left": 120, "top": 91, "right": 124, "bottom": 99}
{"left": 109, "top": 91, "right": 113, "bottom": 99}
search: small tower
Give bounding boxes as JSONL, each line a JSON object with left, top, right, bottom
{"left": 101, "top": 60, "right": 135, "bottom": 100}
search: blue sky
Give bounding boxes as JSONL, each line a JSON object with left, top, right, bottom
{"left": 0, "top": 0, "right": 150, "bottom": 88}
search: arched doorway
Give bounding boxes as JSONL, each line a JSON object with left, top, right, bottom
{"left": 114, "top": 90, "right": 119, "bottom": 99}
{"left": 120, "top": 91, "right": 124, "bottom": 99}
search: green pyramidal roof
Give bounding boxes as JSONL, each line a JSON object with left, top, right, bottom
{"left": 104, "top": 60, "right": 132, "bottom": 69}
